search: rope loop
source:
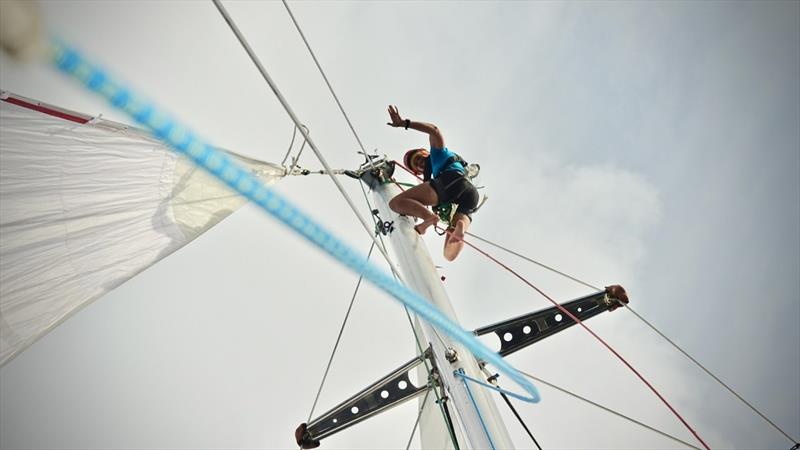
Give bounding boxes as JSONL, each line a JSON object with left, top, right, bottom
{"left": 454, "top": 369, "right": 539, "bottom": 403}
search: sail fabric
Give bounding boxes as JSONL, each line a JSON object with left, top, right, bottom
{"left": 0, "top": 94, "right": 284, "bottom": 366}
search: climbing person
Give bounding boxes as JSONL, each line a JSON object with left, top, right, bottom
{"left": 386, "top": 105, "right": 479, "bottom": 261}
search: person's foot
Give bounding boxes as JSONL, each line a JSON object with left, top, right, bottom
{"left": 449, "top": 226, "right": 464, "bottom": 243}
{"left": 414, "top": 216, "right": 439, "bottom": 235}
{"left": 443, "top": 228, "right": 465, "bottom": 261}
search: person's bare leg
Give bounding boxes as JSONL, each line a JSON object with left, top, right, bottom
{"left": 388, "top": 183, "right": 439, "bottom": 234}
{"left": 443, "top": 213, "right": 470, "bottom": 261}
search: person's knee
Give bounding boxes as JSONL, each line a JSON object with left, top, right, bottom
{"left": 388, "top": 195, "right": 402, "bottom": 212}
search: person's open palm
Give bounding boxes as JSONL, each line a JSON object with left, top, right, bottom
{"left": 387, "top": 105, "right": 403, "bottom": 127}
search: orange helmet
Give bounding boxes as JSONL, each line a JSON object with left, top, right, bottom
{"left": 403, "top": 148, "right": 429, "bottom": 174}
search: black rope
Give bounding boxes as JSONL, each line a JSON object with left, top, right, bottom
{"left": 439, "top": 398, "right": 461, "bottom": 450}
{"left": 499, "top": 392, "right": 542, "bottom": 450}
{"left": 485, "top": 373, "right": 543, "bottom": 450}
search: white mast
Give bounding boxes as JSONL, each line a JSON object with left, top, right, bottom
{"left": 371, "top": 179, "right": 515, "bottom": 450}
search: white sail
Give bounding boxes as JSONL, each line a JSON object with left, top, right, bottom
{"left": 0, "top": 92, "right": 284, "bottom": 366}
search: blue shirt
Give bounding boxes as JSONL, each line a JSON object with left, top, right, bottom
{"left": 428, "top": 147, "right": 465, "bottom": 179}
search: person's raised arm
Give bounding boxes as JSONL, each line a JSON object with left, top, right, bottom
{"left": 387, "top": 105, "right": 445, "bottom": 149}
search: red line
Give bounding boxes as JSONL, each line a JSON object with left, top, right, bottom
{"left": 387, "top": 166, "right": 711, "bottom": 449}
{"left": 463, "top": 241, "right": 712, "bottom": 450}
{"left": 394, "top": 160, "right": 424, "bottom": 182}
{"left": 2, "top": 96, "right": 90, "bottom": 124}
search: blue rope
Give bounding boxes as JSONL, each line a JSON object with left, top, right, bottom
{"left": 453, "top": 370, "right": 538, "bottom": 404}
{"left": 46, "top": 36, "right": 540, "bottom": 405}
{"left": 456, "top": 369, "right": 496, "bottom": 449}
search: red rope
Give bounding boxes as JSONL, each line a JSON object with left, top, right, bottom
{"left": 393, "top": 159, "right": 424, "bottom": 182}
{"left": 461, "top": 240, "right": 711, "bottom": 450}
{"left": 386, "top": 161, "right": 711, "bottom": 450}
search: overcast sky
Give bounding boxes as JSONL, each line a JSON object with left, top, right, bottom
{"left": 1, "top": 1, "right": 798, "bottom": 449}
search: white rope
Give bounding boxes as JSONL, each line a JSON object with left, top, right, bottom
{"left": 279, "top": 123, "right": 298, "bottom": 167}
{"left": 280, "top": 123, "right": 310, "bottom": 173}
{"left": 286, "top": 124, "right": 310, "bottom": 175}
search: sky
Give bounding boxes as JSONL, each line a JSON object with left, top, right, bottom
{"left": 0, "top": 1, "right": 798, "bottom": 449}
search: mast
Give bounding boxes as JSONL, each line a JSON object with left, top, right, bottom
{"left": 294, "top": 160, "right": 628, "bottom": 449}
{"left": 365, "top": 166, "right": 515, "bottom": 449}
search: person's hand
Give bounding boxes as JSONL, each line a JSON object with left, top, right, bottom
{"left": 387, "top": 105, "right": 404, "bottom": 127}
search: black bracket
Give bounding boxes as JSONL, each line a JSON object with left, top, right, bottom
{"left": 371, "top": 209, "right": 394, "bottom": 236}
{"left": 359, "top": 159, "right": 395, "bottom": 190}
{"left": 295, "top": 348, "right": 434, "bottom": 449}
{"left": 474, "top": 286, "right": 628, "bottom": 357}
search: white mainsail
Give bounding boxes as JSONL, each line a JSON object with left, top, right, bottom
{"left": 0, "top": 92, "right": 284, "bottom": 366}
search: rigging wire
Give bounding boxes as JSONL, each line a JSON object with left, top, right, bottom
{"left": 621, "top": 302, "right": 799, "bottom": 447}
{"left": 212, "top": 0, "right": 402, "bottom": 279}
{"left": 467, "top": 231, "right": 799, "bottom": 446}
{"left": 477, "top": 365, "right": 542, "bottom": 450}
{"left": 464, "top": 231, "right": 598, "bottom": 291}
{"left": 225, "top": 2, "right": 790, "bottom": 446}
{"left": 49, "top": 35, "right": 524, "bottom": 450}
{"left": 391, "top": 157, "right": 710, "bottom": 448}
{"left": 281, "top": 0, "right": 369, "bottom": 160}
{"left": 282, "top": 2, "right": 461, "bottom": 432}
{"left": 460, "top": 237, "right": 711, "bottom": 450}
{"left": 517, "top": 369, "right": 702, "bottom": 450}
{"left": 357, "top": 178, "right": 461, "bottom": 449}
{"left": 376, "top": 166, "right": 492, "bottom": 355}
{"left": 480, "top": 366, "right": 701, "bottom": 450}
{"left": 305, "top": 241, "right": 375, "bottom": 423}
{"left": 406, "top": 389, "right": 431, "bottom": 450}
{"left": 429, "top": 324, "right": 451, "bottom": 350}
{"left": 279, "top": 3, "right": 461, "bottom": 444}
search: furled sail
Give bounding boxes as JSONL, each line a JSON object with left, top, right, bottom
{"left": 0, "top": 92, "right": 284, "bottom": 366}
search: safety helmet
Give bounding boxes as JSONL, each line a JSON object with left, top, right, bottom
{"left": 403, "top": 148, "right": 429, "bottom": 175}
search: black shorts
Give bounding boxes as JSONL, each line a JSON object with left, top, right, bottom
{"left": 430, "top": 170, "right": 479, "bottom": 220}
